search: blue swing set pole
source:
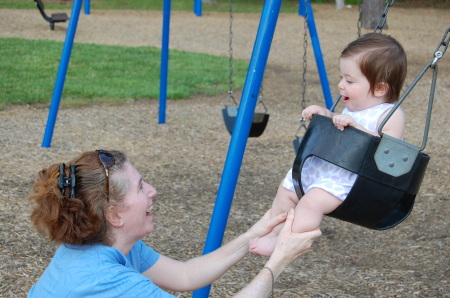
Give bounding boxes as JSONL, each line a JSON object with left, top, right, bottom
{"left": 159, "top": 0, "right": 171, "bottom": 124}
{"left": 192, "top": 0, "right": 282, "bottom": 297}
{"left": 194, "top": 0, "right": 202, "bottom": 16}
{"left": 41, "top": 0, "right": 83, "bottom": 148}
{"left": 84, "top": 0, "right": 90, "bottom": 14}
{"left": 299, "top": 0, "right": 333, "bottom": 109}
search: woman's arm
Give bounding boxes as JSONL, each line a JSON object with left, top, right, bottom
{"left": 144, "top": 210, "right": 289, "bottom": 292}
{"left": 235, "top": 209, "right": 321, "bottom": 297}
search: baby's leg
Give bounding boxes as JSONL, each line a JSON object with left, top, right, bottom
{"left": 249, "top": 183, "right": 299, "bottom": 256}
{"left": 293, "top": 188, "right": 342, "bottom": 233}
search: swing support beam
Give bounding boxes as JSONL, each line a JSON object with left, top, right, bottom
{"left": 41, "top": 0, "right": 84, "bottom": 147}
{"left": 192, "top": 0, "right": 282, "bottom": 296}
{"left": 299, "top": 0, "right": 333, "bottom": 109}
{"left": 194, "top": 1, "right": 332, "bottom": 296}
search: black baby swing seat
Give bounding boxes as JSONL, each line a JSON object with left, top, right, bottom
{"left": 292, "top": 114, "right": 430, "bottom": 231}
{"left": 222, "top": 95, "right": 269, "bottom": 138}
{"left": 290, "top": 26, "right": 450, "bottom": 230}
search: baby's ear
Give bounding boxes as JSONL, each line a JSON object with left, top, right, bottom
{"left": 374, "top": 82, "right": 388, "bottom": 97}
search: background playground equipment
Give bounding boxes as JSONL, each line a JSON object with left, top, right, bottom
{"left": 221, "top": 0, "right": 269, "bottom": 138}
{"left": 34, "top": 0, "right": 69, "bottom": 30}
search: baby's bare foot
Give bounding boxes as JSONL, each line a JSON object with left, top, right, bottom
{"left": 249, "top": 236, "right": 277, "bottom": 257}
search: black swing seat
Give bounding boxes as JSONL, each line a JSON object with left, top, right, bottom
{"left": 222, "top": 105, "right": 269, "bottom": 138}
{"left": 292, "top": 114, "right": 430, "bottom": 230}
{"left": 34, "top": 0, "right": 69, "bottom": 30}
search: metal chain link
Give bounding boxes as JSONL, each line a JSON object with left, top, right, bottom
{"left": 431, "top": 27, "right": 450, "bottom": 68}
{"left": 374, "top": 0, "right": 395, "bottom": 33}
{"left": 357, "top": 0, "right": 363, "bottom": 38}
{"left": 301, "top": 0, "right": 308, "bottom": 112}
{"left": 228, "top": 0, "right": 234, "bottom": 94}
{"left": 296, "top": 0, "right": 309, "bottom": 138}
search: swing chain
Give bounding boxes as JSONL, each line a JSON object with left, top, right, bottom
{"left": 257, "top": 84, "right": 268, "bottom": 113}
{"left": 299, "top": 0, "right": 309, "bottom": 119}
{"left": 431, "top": 27, "right": 450, "bottom": 68}
{"left": 228, "top": 0, "right": 234, "bottom": 94}
{"left": 295, "top": 0, "right": 310, "bottom": 139}
{"left": 357, "top": 0, "right": 363, "bottom": 38}
{"left": 374, "top": 0, "right": 395, "bottom": 33}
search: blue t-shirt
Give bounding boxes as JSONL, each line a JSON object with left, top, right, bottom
{"left": 28, "top": 240, "right": 175, "bottom": 297}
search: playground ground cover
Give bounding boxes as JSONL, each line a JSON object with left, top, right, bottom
{"left": 0, "top": 4, "right": 449, "bottom": 297}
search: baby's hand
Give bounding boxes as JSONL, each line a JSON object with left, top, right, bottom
{"left": 302, "top": 105, "right": 328, "bottom": 120}
{"left": 333, "top": 114, "right": 356, "bottom": 131}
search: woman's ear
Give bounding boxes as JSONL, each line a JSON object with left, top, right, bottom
{"left": 374, "top": 82, "right": 388, "bottom": 97}
{"left": 106, "top": 206, "right": 123, "bottom": 227}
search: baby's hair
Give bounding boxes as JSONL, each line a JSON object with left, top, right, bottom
{"left": 341, "top": 32, "right": 407, "bottom": 103}
{"left": 30, "top": 150, "right": 128, "bottom": 245}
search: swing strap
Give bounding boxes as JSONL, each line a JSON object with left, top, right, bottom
{"left": 378, "top": 27, "right": 450, "bottom": 151}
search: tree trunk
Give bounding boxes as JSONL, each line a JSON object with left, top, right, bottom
{"left": 361, "top": 0, "right": 388, "bottom": 30}
{"left": 336, "top": 0, "right": 345, "bottom": 10}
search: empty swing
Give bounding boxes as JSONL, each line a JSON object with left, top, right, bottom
{"left": 34, "top": 0, "right": 69, "bottom": 30}
{"left": 222, "top": 0, "right": 269, "bottom": 137}
{"left": 292, "top": 27, "right": 449, "bottom": 230}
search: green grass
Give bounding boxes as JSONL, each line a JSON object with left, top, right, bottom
{"left": 0, "top": 38, "right": 248, "bottom": 110}
{"left": 0, "top": 0, "right": 368, "bottom": 110}
{"left": 0, "top": 0, "right": 362, "bottom": 13}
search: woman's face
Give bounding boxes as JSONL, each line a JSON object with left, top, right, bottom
{"left": 115, "top": 162, "right": 157, "bottom": 242}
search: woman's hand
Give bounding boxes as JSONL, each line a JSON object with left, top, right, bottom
{"left": 235, "top": 209, "right": 321, "bottom": 298}
{"left": 269, "top": 209, "right": 321, "bottom": 266}
{"left": 246, "top": 209, "right": 288, "bottom": 240}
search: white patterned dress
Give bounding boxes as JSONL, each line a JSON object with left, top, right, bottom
{"left": 283, "top": 103, "right": 395, "bottom": 201}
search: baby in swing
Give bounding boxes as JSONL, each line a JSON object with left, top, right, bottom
{"left": 250, "top": 32, "right": 408, "bottom": 256}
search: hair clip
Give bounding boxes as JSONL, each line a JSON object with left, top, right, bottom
{"left": 58, "top": 163, "right": 76, "bottom": 199}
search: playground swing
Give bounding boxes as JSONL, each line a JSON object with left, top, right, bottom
{"left": 34, "top": 0, "right": 69, "bottom": 30}
{"left": 293, "top": 0, "right": 395, "bottom": 153}
{"left": 292, "top": 26, "right": 449, "bottom": 231}
{"left": 222, "top": 0, "right": 269, "bottom": 137}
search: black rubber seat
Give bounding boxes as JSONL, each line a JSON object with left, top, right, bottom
{"left": 34, "top": 0, "right": 69, "bottom": 30}
{"left": 292, "top": 115, "right": 429, "bottom": 230}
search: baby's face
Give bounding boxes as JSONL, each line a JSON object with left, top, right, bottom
{"left": 338, "top": 57, "right": 384, "bottom": 112}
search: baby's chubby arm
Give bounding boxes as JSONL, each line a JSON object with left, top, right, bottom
{"left": 302, "top": 105, "right": 335, "bottom": 120}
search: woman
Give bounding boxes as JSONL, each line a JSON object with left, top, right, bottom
{"left": 28, "top": 149, "right": 321, "bottom": 297}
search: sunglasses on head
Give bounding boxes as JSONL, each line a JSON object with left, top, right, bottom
{"left": 96, "top": 149, "right": 115, "bottom": 201}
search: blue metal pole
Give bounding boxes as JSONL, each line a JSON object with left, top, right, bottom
{"left": 194, "top": 0, "right": 202, "bottom": 17}
{"left": 299, "top": 0, "right": 333, "bottom": 109}
{"left": 159, "top": 0, "right": 171, "bottom": 124}
{"left": 192, "top": 0, "right": 282, "bottom": 297}
{"left": 84, "top": 0, "right": 90, "bottom": 15}
{"left": 41, "top": 0, "right": 83, "bottom": 148}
